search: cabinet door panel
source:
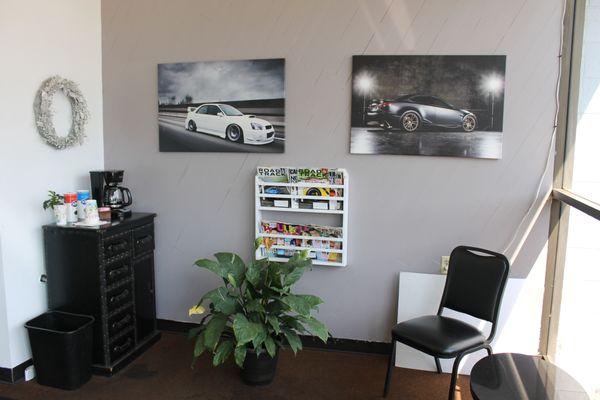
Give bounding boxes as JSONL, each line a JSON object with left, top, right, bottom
{"left": 133, "top": 255, "right": 156, "bottom": 341}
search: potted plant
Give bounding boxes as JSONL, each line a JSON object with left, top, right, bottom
{"left": 42, "top": 190, "right": 66, "bottom": 225}
{"left": 188, "top": 240, "right": 329, "bottom": 385}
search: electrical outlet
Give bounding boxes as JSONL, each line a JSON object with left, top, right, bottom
{"left": 440, "top": 256, "right": 450, "bottom": 274}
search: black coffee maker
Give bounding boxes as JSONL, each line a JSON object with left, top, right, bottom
{"left": 90, "top": 170, "right": 132, "bottom": 219}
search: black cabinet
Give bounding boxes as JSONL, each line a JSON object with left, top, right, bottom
{"left": 43, "top": 213, "right": 161, "bottom": 375}
{"left": 133, "top": 254, "right": 156, "bottom": 342}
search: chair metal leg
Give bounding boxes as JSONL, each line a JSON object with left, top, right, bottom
{"left": 448, "top": 352, "right": 466, "bottom": 400}
{"left": 383, "top": 341, "right": 396, "bottom": 398}
{"left": 484, "top": 344, "right": 493, "bottom": 357}
{"left": 435, "top": 357, "right": 442, "bottom": 374}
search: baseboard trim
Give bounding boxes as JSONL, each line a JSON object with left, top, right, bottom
{"left": 0, "top": 358, "right": 33, "bottom": 383}
{"left": 157, "top": 319, "right": 391, "bottom": 355}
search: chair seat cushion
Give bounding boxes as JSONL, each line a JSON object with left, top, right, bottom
{"left": 392, "top": 315, "right": 486, "bottom": 357}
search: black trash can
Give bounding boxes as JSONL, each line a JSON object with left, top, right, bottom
{"left": 25, "top": 311, "right": 95, "bottom": 390}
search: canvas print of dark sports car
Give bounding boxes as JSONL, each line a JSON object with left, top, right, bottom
{"left": 350, "top": 55, "right": 506, "bottom": 159}
{"left": 158, "top": 58, "right": 284, "bottom": 153}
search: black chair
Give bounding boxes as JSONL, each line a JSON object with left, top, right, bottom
{"left": 383, "top": 246, "right": 509, "bottom": 400}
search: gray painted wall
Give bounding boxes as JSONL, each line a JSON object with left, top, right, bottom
{"left": 102, "top": 0, "right": 561, "bottom": 342}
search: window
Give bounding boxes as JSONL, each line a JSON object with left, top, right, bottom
{"left": 409, "top": 95, "right": 430, "bottom": 105}
{"left": 429, "top": 97, "right": 452, "bottom": 109}
{"left": 196, "top": 105, "right": 208, "bottom": 114}
{"left": 205, "top": 105, "right": 221, "bottom": 116}
{"left": 219, "top": 104, "right": 243, "bottom": 116}
{"left": 554, "top": 207, "right": 600, "bottom": 399}
{"left": 542, "top": 1, "right": 600, "bottom": 399}
{"left": 569, "top": 3, "right": 600, "bottom": 204}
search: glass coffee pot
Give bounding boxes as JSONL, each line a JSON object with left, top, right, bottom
{"left": 104, "top": 184, "right": 132, "bottom": 209}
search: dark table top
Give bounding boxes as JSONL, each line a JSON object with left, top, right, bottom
{"left": 43, "top": 212, "right": 156, "bottom": 232}
{"left": 470, "top": 353, "right": 589, "bottom": 400}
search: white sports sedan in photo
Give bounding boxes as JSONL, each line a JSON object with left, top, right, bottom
{"left": 185, "top": 103, "right": 275, "bottom": 145}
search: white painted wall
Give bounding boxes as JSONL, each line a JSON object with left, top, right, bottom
{"left": 0, "top": 0, "right": 104, "bottom": 369}
{"left": 101, "top": 0, "right": 561, "bottom": 343}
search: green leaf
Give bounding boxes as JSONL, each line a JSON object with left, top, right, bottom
{"left": 200, "top": 287, "right": 239, "bottom": 315}
{"left": 287, "top": 252, "right": 312, "bottom": 267}
{"left": 264, "top": 336, "right": 276, "bottom": 358}
{"left": 281, "top": 294, "right": 323, "bottom": 316}
{"left": 233, "top": 314, "right": 257, "bottom": 346}
{"left": 246, "top": 261, "right": 263, "bottom": 288}
{"left": 303, "top": 316, "right": 329, "bottom": 343}
{"left": 246, "top": 299, "right": 265, "bottom": 314}
{"left": 252, "top": 324, "right": 268, "bottom": 350}
{"left": 215, "top": 253, "right": 246, "bottom": 287}
{"left": 204, "top": 314, "right": 228, "bottom": 350}
{"left": 232, "top": 313, "right": 268, "bottom": 350}
{"left": 300, "top": 294, "right": 323, "bottom": 309}
{"left": 195, "top": 259, "right": 226, "bottom": 278}
{"left": 194, "top": 331, "right": 206, "bottom": 358}
{"left": 283, "top": 266, "right": 305, "bottom": 287}
{"left": 266, "top": 299, "right": 289, "bottom": 315}
{"left": 226, "top": 273, "right": 237, "bottom": 287}
{"left": 281, "top": 315, "right": 308, "bottom": 333}
{"left": 234, "top": 345, "right": 247, "bottom": 368}
{"left": 282, "top": 328, "right": 302, "bottom": 355}
{"left": 283, "top": 252, "right": 311, "bottom": 271}
{"left": 254, "top": 237, "right": 263, "bottom": 251}
{"left": 267, "top": 266, "right": 283, "bottom": 289}
{"left": 188, "top": 325, "right": 205, "bottom": 339}
{"left": 266, "top": 315, "right": 281, "bottom": 335}
{"left": 213, "top": 340, "right": 234, "bottom": 366}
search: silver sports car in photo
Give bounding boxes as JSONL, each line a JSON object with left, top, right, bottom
{"left": 367, "top": 94, "right": 477, "bottom": 132}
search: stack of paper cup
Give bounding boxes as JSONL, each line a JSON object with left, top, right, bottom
{"left": 77, "top": 190, "right": 90, "bottom": 221}
{"left": 85, "top": 200, "right": 100, "bottom": 225}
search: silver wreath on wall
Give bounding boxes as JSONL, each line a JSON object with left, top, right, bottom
{"left": 33, "top": 76, "right": 90, "bottom": 149}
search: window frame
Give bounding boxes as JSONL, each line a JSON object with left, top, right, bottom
{"left": 539, "top": 0, "right": 600, "bottom": 361}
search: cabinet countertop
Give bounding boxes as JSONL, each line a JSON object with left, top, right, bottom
{"left": 43, "top": 212, "right": 156, "bottom": 232}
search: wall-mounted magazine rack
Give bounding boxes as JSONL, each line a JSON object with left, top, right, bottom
{"left": 255, "top": 167, "right": 349, "bottom": 267}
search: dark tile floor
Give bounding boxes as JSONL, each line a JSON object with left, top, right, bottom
{"left": 0, "top": 332, "right": 472, "bottom": 400}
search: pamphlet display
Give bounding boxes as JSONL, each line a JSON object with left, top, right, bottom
{"left": 255, "top": 167, "right": 349, "bottom": 267}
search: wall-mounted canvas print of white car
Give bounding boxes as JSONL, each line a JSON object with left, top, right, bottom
{"left": 185, "top": 104, "right": 275, "bottom": 145}
{"left": 158, "top": 58, "right": 284, "bottom": 153}
{"left": 350, "top": 55, "right": 506, "bottom": 159}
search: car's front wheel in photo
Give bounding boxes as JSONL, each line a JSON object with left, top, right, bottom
{"left": 400, "top": 111, "right": 420, "bottom": 132}
{"left": 462, "top": 115, "right": 476, "bottom": 132}
{"left": 226, "top": 124, "right": 243, "bottom": 142}
{"left": 187, "top": 120, "right": 196, "bottom": 132}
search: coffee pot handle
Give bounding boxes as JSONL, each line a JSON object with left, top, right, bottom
{"left": 122, "top": 187, "right": 132, "bottom": 206}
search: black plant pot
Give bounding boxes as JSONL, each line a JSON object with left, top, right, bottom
{"left": 240, "top": 349, "right": 279, "bottom": 386}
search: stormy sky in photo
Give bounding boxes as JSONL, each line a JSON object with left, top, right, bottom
{"left": 158, "top": 58, "right": 284, "bottom": 104}
{"left": 352, "top": 55, "right": 506, "bottom": 109}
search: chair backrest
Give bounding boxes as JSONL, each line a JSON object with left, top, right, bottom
{"left": 438, "top": 246, "right": 509, "bottom": 325}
